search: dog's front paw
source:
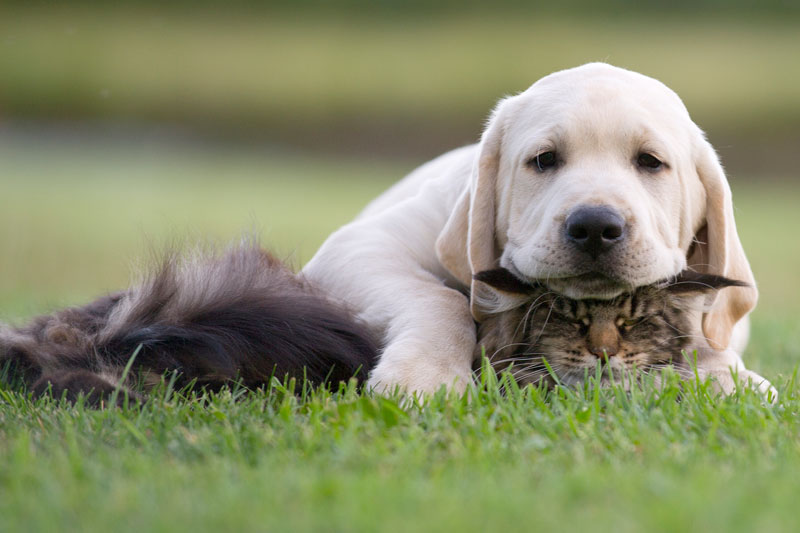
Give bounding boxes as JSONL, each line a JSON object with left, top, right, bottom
{"left": 367, "top": 355, "right": 472, "bottom": 397}
{"left": 701, "top": 368, "right": 777, "bottom": 402}
{"left": 738, "top": 369, "right": 778, "bottom": 402}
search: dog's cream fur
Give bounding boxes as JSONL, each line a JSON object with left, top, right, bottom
{"left": 303, "top": 63, "right": 770, "bottom": 396}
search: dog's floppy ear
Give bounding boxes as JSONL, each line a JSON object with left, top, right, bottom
{"left": 436, "top": 188, "right": 472, "bottom": 286}
{"left": 688, "top": 137, "right": 758, "bottom": 350}
{"left": 436, "top": 100, "right": 507, "bottom": 320}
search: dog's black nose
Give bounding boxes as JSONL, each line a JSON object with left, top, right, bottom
{"left": 565, "top": 206, "right": 626, "bottom": 259}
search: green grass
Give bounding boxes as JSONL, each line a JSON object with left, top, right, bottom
{"left": 1, "top": 370, "right": 799, "bottom": 532}
{"left": 1, "top": 139, "right": 799, "bottom": 532}
{"left": 0, "top": 137, "right": 402, "bottom": 319}
{"left": 1, "top": 7, "right": 799, "bottom": 135}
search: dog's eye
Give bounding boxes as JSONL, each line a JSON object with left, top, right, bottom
{"left": 637, "top": 153, "right": 663, "bottom": 170}
{"left": 528, "top": 151, "right": 557, "bottom": 172}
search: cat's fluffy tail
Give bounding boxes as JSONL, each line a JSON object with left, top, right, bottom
{"left": 0, "top": 243, "right": 377, "bottom": 405}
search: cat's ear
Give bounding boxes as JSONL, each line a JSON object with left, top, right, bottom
{"left": 472, "top": 268, "right": 536, "bottom": 315}
{"left": 474, "top": 268, "right": 534, "bottom": 294}
{"left": 663, "top": 270, "right": 749, "bottom": 296}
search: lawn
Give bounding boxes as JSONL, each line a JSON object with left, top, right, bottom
{"left": 2, "top": 7, "right": 799, "bottom": 138}
{"left": 1, "top": 137, "right": 799, "bottom": 532}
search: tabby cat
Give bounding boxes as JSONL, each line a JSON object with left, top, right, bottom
{"left": 473, "top": 268, "right": 746, "bottom": 388}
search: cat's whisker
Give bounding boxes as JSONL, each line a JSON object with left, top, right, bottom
{"left": 652, "top": 333, "right": 707, "bottom": 349}
{"left": 662, "top": 279, "right": 726, "bottom": 292}
{"left": 512, "top": 292, "right": 557, "bottom": 340}
{"left": 504, "top": 350, "right": 551, "bottom": 359}
{"left": 651, "top": 315, "right": 691, "bottom": 336}
{"left": 527, "top": 299, "right": 558, "bottom": 347}
{"left": 499, "top": 362, "right": 545, "bottom": 393}
{"left": 507, "top": 358, "right": 547, "bottom": 373}
{"left": 487, "top": 342, "right": 534, "bottom": 363}
{"left": 510, "top": 367, "right": 550, "bottom": 386}
{"left": 508, "top": 359, "right": 546, "bottom": 373}
{"left": 488, "top": 355, "right": 547, "bottom": 367}
{"left": 509, "top": 370, "right": 546, "bottom": 384}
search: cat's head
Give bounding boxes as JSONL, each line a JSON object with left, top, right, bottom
{"left": 473, "top": 268, "right": 747, "bottom": 387}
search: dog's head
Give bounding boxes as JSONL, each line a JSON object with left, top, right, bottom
{"left": 436, "top": 63, "right": 756, "bottom": 350}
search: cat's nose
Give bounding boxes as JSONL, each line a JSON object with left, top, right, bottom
{"left": 589, "top": 346, "right": 618, "bottom": 359}
{"left": 588, "top": 325, "right": 620, "bottom": 359}
{"left": 565, "top": 206, "right": 626, "bottom": 259}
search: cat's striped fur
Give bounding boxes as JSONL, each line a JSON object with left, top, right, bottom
{"left": 473, "top": 268, "right": 746, "bottom": 388}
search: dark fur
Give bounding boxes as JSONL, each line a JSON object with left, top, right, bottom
{"left": 474, "top": 268, "right": 746, "bottom": 388}
{"left": 1, "top": 245, "right": 378, "bottom": 405}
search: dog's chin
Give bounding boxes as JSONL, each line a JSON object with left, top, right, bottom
{"left": 502, "top": 256, "right": 635, "bottom": 299}
{"left": 543, "top": 273, "right": 630, "bottom": 299}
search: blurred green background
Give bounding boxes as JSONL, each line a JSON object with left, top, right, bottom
{"left": 0, "top": 2, "right": 798, "bottom": 375}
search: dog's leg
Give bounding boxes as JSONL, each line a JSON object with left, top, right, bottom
{"left": 304, "top": 236, "right": 476, "bottom": 396}
{"left": 366, "top": 278, "right": 476, "bottom": 396}
{"left": 728, "top": 314, "right": 751, "bottom": 358}
{"left": 693, "top": 348, "right": 776, "bottom": 401}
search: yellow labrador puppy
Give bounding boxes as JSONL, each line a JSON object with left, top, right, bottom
{"left": 303, "top": 63, "right": 771, "bottom": 396}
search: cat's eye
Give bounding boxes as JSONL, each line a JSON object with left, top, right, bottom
{"left": 637, "top": 153, "right": 663, "bottom": 171}
{"left": 616, "top": 317, "right": 642, "bottom": 330}
{"left": 571, "top": 317, "right": 590, "bottom": 330}
{"left": 527, "top": 151, "right": 558, "bottom": 172}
